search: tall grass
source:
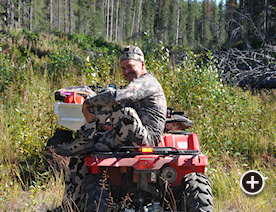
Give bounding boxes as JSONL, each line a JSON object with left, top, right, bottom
{"left": 0, "top": 164, "right": 64, "bottom": 211}
{"left": 153, "top": 51, "right": 276, "bottom": 211}
{"left": 0, "top": 29, "right": 275, "bottom": 211}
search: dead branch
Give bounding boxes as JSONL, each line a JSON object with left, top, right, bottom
{"left": 213, "top": 46, "right": 276, "bottom": 89}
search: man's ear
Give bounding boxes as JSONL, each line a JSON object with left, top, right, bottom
{"left": 141, "top": 61, "right": 145, "bottom": 68}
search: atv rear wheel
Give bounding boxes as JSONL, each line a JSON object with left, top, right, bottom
{"left": 181, "top": 172, "right": 213, "bottom": 212}
{"left": 80, "top": 174, "right": 109, "bottom": 212}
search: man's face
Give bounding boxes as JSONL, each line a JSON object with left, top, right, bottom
{"left": 120, "top": 59, "right": 144, "bottom": 82}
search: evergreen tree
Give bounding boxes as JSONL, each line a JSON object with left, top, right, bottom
{"left": 93, "top": 0, "right": 105, "bottom": 38}
{"left": 167, "top": 0, "right": 178, "bottom": 45}
{"left": 193, "top": 1, "right": 202, "bottom": 48}
{"left": 154, "top": 0, "right": 169, "bottom": 43}
{"left": 141, "top": 0, "right": 154, "bottom": 35}
{"left": 1, "top": 0, "right": 274, "bottom": 49}
{"left": 242, "top": 0, "right": 264, "bottom": 47}
{"left": 240, "top": 0, "right": 276, "bottom": 45}
{"left": 266, "top": 1, "right": 276, "bottom": 43}
{"left": 179, "top": 0, "right": 188, "bottom": 47}
{"left": 216, "top": 0, "right": 227, "bottom": 48}
{"left": 75, "top": 0, "right": 91, "bottom": 34}
{"left": 225, "top": 0, "right": 239, "bottom": 47}
{"left": 32, "top": 0, "right": 47, "bottom": 32}
{"left": 5, "top": 0, "right": 14, "bottom": 28}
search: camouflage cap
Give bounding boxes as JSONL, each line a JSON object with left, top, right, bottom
{"left": 120, "top": 45, "right": 144, "bottom": 62}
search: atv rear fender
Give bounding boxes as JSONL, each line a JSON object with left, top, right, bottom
{"left": 159, "top": 133, "right": 201, "bottom": 151}
{"left": 85, "top": 133, "right": 208, "bottom": 186}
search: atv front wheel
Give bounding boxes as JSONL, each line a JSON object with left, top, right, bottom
{"left": 80, "top": 174, "right": 110, "bottom": 212}
{"left": 182, "top": 172, "right": 213, "bottom": 212}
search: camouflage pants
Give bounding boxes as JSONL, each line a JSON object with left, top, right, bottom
{"left": 64, "top": 155, "right": 87, "bottom": 210}
{"left": 64, "top": 105, "right": 154, "bottom": 210}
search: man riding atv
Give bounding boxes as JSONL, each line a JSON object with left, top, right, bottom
{"left": 52, "top": 45, "right": 167, "bottom": 211}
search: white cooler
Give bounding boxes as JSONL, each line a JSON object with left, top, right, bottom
{"left": 54, "top": 102, "right": 86, "bottom": 131}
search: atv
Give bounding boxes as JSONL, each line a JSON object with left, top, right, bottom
{"left": 53, "top": 86, "right": 213, "bottom": 212}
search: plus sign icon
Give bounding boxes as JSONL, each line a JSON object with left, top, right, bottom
{"left": 240, "top": 170, "right": 265, "bottom": 195}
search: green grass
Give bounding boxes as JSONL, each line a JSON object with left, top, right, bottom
{"left": 0, "top": 29, "right": 275, "bottom": 211}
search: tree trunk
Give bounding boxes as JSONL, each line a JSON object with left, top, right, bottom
{"left": 18, "top": 0, "right": 21, "bottom": 28}
{"left": 23, "top": 1, "right": 27, "bottom": 28}
{"left": 64, "top": 0, "right": 67, "bottom": 33}
{"left": 131, "top": 0, "right": 137, "bottom": 36}
{"left": 176, "top": 6, "right": 180, "bottom": 45}
{"left": 69, "top": 0, "right": 73, "bottom": 34}
{"left": 29, "top": 0, "right": 32, "bottom": 31}
{"left": 186, "top": 0, "right": 192, "bottom": 43}
{"left": 110, "top": 0, "right": 114, "bottom": 41}
{"left": 121, "top": 0, "right": 124, "bottom": 41}
{"left": 6, "top": 0, "right": 11, "bottom": 27}
{"left": 264, "top": 0, "right": 268, "bottom": 41}
{"left": 11, "top": 0, "right": 15, "bottom": 27}
{"left": 58, "top": 0, "right": 60, "bottom": 31}
{"left": 137, "top": 0, "right": 143, "bottom": 35}
{"left": 106, "top": 0, "right": 110, "bottom": 40}
{"left": 6, "top": 0, "right": 15, "bottom": 28}
{"left": 49, "top": 0, "right": 52, "bottom": 31}
{"left": 115, "top": 0, "right": 119, "bottom": 41}
{"left": 33, "top": 0, "right": 36, "bottom": 31}
{"left": 78, "top": 0, "right": 81, "bottom": 34}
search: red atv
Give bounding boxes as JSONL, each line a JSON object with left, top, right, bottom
{"left": 54, "top": 86, "right": 213, "bottom": 212}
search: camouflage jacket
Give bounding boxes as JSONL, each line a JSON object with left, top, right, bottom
{"left": 85, "top": 73, "right": 167, "bottom": 139}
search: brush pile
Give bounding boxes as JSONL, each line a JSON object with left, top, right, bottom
{"left": 213, "top": 45, "right": 276, "bottom": 89}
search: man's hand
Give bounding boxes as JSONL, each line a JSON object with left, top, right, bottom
{"left": 82, "top": 102, "right": 95, "bottom": 123}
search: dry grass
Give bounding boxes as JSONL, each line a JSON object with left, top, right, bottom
{"left": 209, "top": 155, "right": 276, "bottom": 212}
{"left": 0, "top": 166, "right": 65, "bottom": 211}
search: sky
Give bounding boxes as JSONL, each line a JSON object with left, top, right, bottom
{"left": 198, "top": 0, "right": 226, "bottom": 5}
{"left": 216, "top": 0, "right": 226, "bottom": 4}
{"left": 216, "top": 0, "right": 226, "bottom": 5}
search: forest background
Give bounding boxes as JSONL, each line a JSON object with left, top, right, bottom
{"left": 2, "top": 0, "right": 276, "bottom": 49}
{"left": 0, "top": 0, "right": 276, "bottom": 211}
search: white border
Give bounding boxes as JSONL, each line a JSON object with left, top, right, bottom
{"left": 240, "top": 170, "right": 265, "bottom": 195}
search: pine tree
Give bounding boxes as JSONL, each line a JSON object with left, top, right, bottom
{"left": 217, "top": 0, "right": 227, "bottom": 48}
{"left": 115, "top": 0, "right": 119, "bottom": 41}
{"left": 209, "top": 0, "right": 226, "bottom": 49}
{"left": 49, "top": 0, "right": 53, "bottom": 31}
{"left": 76, "top": 0, "right": 91, "bottom": 34}
{"left": 186, "top": 0, "right": 201, "bottom": 49}
{"left": 225, "top": 0, "right": 239, "bottom": 47}
{"left": 154, "top": 0, "right": 170, "bottom": 43}
{"left": 167, "top": 0, "right": 178, "bottom": 45}
{"left": 198, "top": 0, "right": 212, "bottom": 47}
{"left": 6, "top": 0, "right": 14, "bottom": 28}
{"left": 69, "top": 0, "right": 73, "bottom": 34}
{"left": 179, "top": 0, "right": 188, "bottom": 47}
{"left": 90, "top": 0, "right": 105, "bottom": 38}
{"left": 33, "top": 0, "right": 46, "bottom": 32}
{"left": 141, "top": 0, "right": 154, "bottom": 35}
